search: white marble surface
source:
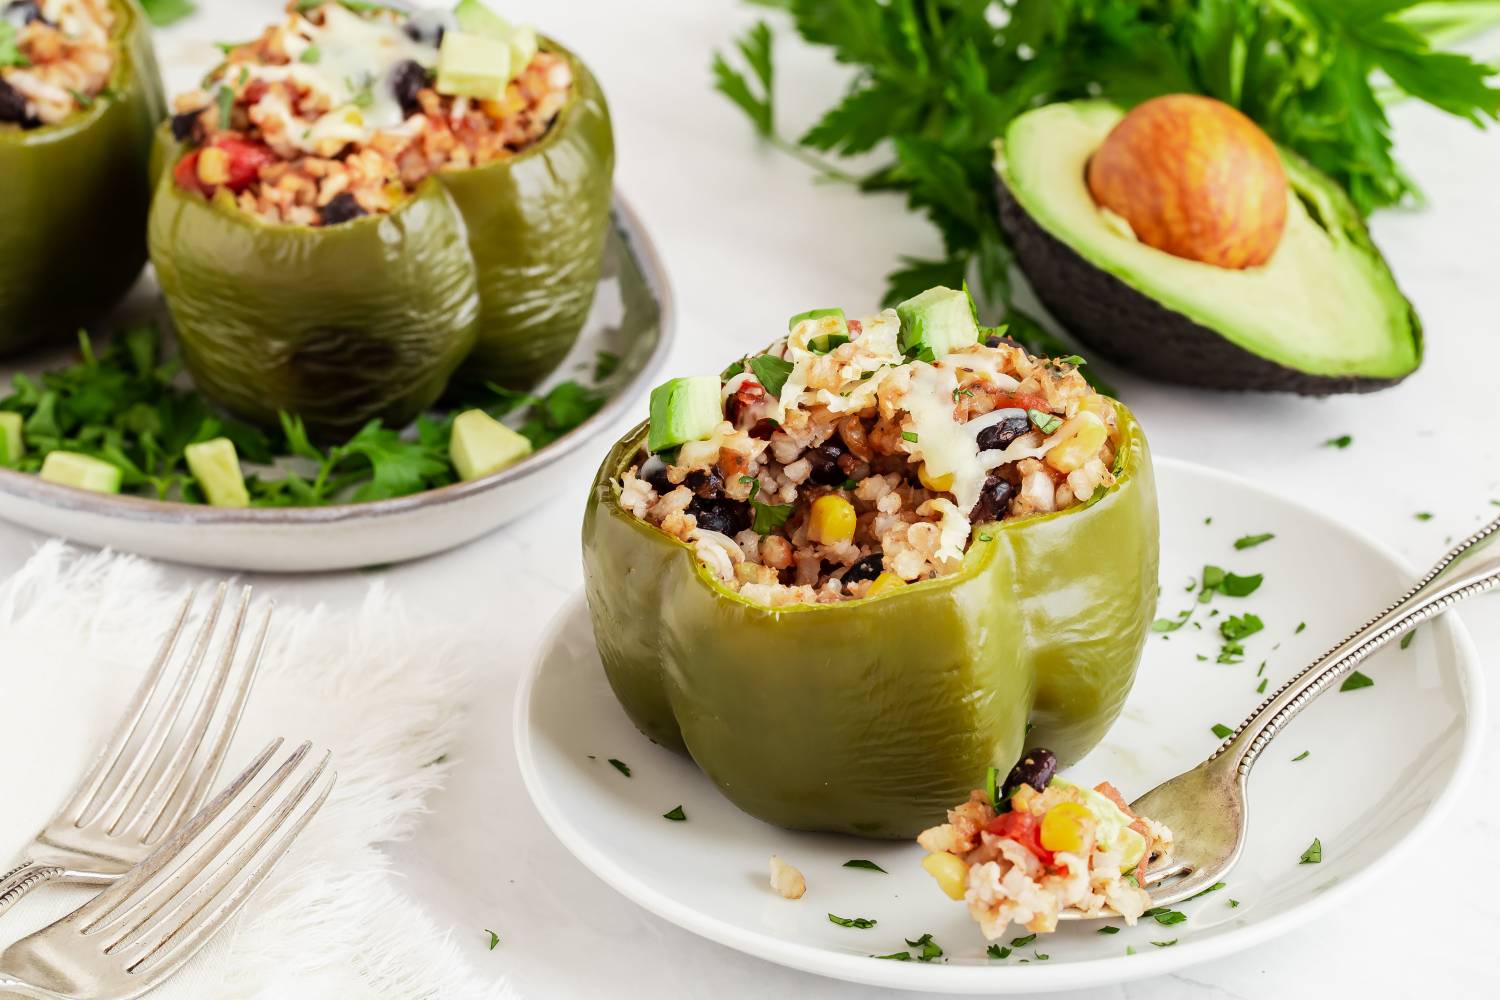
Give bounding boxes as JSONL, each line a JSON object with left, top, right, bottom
{"left": 2, "top": 1, "right": 1497, "bottom": 996}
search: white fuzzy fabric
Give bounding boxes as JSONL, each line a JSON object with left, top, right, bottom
{"left": 0, "top": 543, "right": 506, "bottom": 999}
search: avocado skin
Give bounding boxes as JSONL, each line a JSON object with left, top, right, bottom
{"left": 996, "top": 176, "right": 1423, "bottom": 396}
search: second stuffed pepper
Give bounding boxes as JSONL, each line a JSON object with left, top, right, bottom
{"left": 149, "top": 0, "right": 613, "bottom": 435}
{"left": 583, "top": 286, "right": 1160, "bottom": 838}
{"left": 0, "top": 0, "right": 164, "bottom": 354}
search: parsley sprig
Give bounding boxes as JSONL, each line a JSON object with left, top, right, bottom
{"left": 714, "top": 1, "right": 1500, "bottom": 312}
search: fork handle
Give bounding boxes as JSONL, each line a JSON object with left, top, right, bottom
{"left": 1217, "top": 514, "right": 1500, "bottom": 777}
{"left": 0, "top": 860, "right": 66, "bottom": 920}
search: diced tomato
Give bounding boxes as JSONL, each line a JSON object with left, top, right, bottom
{"left": 214, "top": 138, "right": 275, "bottom": 193}
{"left": 173, "top": 150, "right": 204, "bottom": 194}
{"left": 985, "top": 809, "right": 1055, "bottom": 866}
{"left": 847, "top": 318, "right": 862, "bottom": 335}
{"left": 991, "top": 392, "right": 1050, "bottom": 412}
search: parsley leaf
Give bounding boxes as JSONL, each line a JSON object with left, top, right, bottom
{"left": 749, "top": 355, "right": 794, "bottom": 397}
{"left": 905, "top": 933, "right": 944, "bottom": 962}
{"left": 607, "top": 758, "right": 630, "bottom": 777}
{"left": 843, "top": 859, "right": 887, "bottom": 873}
{"left": 1340, "top": 670, "right": 1375, "bottom": 692}
{"left": 1221, "top": 613, "right": 1265, "bottom": 641}
{"left": 1098, "top": 926, "right": 1120, "bottom": 935}
{"left": 1234, "top": 533, "right": 1275, "bottom": 550}
{"left": 0, "top": 22, "right": 28, "bottom": 69}
{"left": 662, "top": 805, "right": 687, "bottom": 821}
{"left": 1324, "top": 435, "right": 1354, "bottom": 449}
{"left": 483, "top": 928, "right": 499, "bottom": 951}
{"left": 1300, "top": 838, "right": 1323, "bottom": 864}
{"left": 987, "top": 943, "right": 1012, "bottom": 958}
{"left": 828, "top": 913, "right": 877, "bottom": 929}
{"left": 1211, "top": 723, "right": 1234, "bottom": 739}
{"left": 1293, "top": 750, "right": 1310, "bottom": 761}
{"left": 751, "top": 500, "right": 794, "bottom": 535}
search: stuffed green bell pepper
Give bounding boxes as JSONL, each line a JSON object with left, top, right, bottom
{"left": 0, "top": 0, "right": 164, "bottom": 355}
{"left": 582, "top": 287, "right": 1159, "bottom": 838}
{"left": 147, "top": 0, "right": 613, "bottom": 435}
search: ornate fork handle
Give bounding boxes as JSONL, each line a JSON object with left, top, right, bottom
{"left": 0, "top": 861, "right": 67, "bottom": 920}
{"left": 1217, "top": 514, "right": 1500, "bottom": 777}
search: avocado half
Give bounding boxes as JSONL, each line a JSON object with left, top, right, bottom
{"left": 995, "top": 101, "right": 1422, "bottom": 395}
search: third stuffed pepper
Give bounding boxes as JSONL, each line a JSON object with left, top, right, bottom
{"left": 583, "top": 286, "right": 1160, "bottom": 838}
{"left": 149, "top": 0, "right": 614, "bottom": 435}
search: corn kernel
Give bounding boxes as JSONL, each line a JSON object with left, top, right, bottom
{"left": 922, "top": 852, "right": 969, "bottom": 901}
{"left": 918, "top": 463, "right": 954, "bottom": 492}
{"left": 808, "top": 494, "right": 857, "bottom": 545}
{"left": 864, "top": 572, "right": 905, "bottom": 598}
{"left": 1044, "top": 411, "right": 1108, "bottom": 474}
{"left": 196, "top": 146, "right": 230, "bottom": 186}
{"left": 1039, "top": 801, "right": 1093, "bottom": 854}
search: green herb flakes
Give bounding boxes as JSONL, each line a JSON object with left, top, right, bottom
{"left": 749, "top": 355, "right": 794, "bottom": 396}
{"left": 901, "top": 431, "right": 919, "bottom": 443}
{"left": 751, "top": 500, "right": 794, "bottom": 535}
{"left": 1097, "top": 926, "right": 1120, "bottom": 935}
{"left": 1293, "top": 750, "right": 1310, "bottom": 762}
{"left": 1027, "top": 409, "right": 1062, "bottom": 435}
{"left": 1400, "top": 629, "right": 1417, "bottom": 650}
{"left": 1228, "top": 899, "right": 1241, "bottom": 908}
{"left": 1415, "top": 511, "right": 1434, "bottom": 521}
{"left": 1189, "top": 881, "right": 1227, "bottom": 900}
{"left": 662, "top": 805, "right": 687, "bottom": 822}
{"left": 739, "top": 474, "right": 761, "bottom": 502}
{"left": 874, "top": 951, "right": 911, "bottom": 961}
{"left": 985, "top": 765, "right": 1001, "bottom": 810}
{"left": 484, "top": 928, "right": 499, "bottom": 950}
{"left": 1324, "top": 435, "right": 1353, "bottom": 450}
{"left": 216, "top": 85, "right": 235, "bottom": 128}
{"left": 299, "top": 44, "right": 322, "bottom": 64}
{"left": 987, "top": 944, "right": 1011, "bottom": 959}
{"left": 906, "top": 933, "right": 943, "bottom": 962}
{"left": 1256, "top": 678, "right": 1267, "bottom": 694}
{"left": 1009, "top": 934, "right": 1036, "bottom": 948}
{"left": 1300, "top": 838, "right": 1322, "bottom": 864}
{"left": 1234, "top": 533, "right": 1275, "bottom": 550}
{"left": 1211, "top": 723, "right": 1234, "bottom": 739}
{"left": 843, "top": 859, "right": 887, "bottom": 873}
{"left": 1151, "top": 940, "right": 1178, "bottom": 948}
{"left": 1340, "top": 671, "right": 1374, "bottom": 692}
{"left": 828, "top": 913, "right": 877, "bottom": 929}
{"left": 607, "top": 758, "right": 630, "bottom": 777}
{"left": 0, "top": 22, "right": 28, "bottom": 69}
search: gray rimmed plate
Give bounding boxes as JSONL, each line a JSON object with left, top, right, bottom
{"left": 0, "top": 196, "right": 673, "bottom": 572}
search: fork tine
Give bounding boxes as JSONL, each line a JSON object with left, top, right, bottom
{"left": 144, "top": 602, "right": 273, "bottom": 845}
{"left": 109, "top": 752, "right": 334, "bottom": 975}
{"left": 118, "top": 588, "right": 256, "bottom": 841}
{"left": 61, "top": 588, "right": 196, "bottom": 823}
{"left": 73, "top": 737, "right": 284, "bottom": 929}
{"left": 82, "top": 583, "right": 230, "bottom": 832}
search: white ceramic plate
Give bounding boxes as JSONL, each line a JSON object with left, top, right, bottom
{"left": 515, "top": 457, "right": 1485, "bottom": 993}
{"left": 0, "top": 197, "right": 672, "bottom": 573}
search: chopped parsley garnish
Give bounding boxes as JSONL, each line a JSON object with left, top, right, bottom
{"left": 1055, "top": 355, "right": 1086, "bottom": 367}
{"left": 1151, "top": 609, "right": 1193, "bottom": 633}
{"left": 1228, "top": 899, "right": 1241, "bottom": 908}
{"left": 905, "top": 933, "right": 943, "bottom": 962}
{"left": 216, "top": 85, "right": 235, "bottom": 128}
{"left": 720, "top": 356, "right": 749, "bottom": 381}
{"left": 739, "top": 474, "right": 761, "bottom": 501}
{"left": 299, "top": 44, "right": 322, "bottom": 64}
{"left": 1151, "top": 939, "right": 1178, "bottom": 948}
{"left": 1221, "top": 613, "right": 1265, "bottom": 641}
{"left": 1323, "top": 435, "right": 1353, "bottom": 449}
{"left": 1400, "top": 629, "right": 1417, "bottom": 650}
{"left": 1295, "top": 621, "right": 1307, "bottom": 634}
{"left": 1256, "top": 678, "right": 1267, "bottom": 694}
{"left": 607, "top": 758, "right": 630, "bottom": 777}
{"left": 0, "top": 22, "right": 29, "bottom": 69}
{"left": 985, "top": 765, "right": 1000, "bottom": 810}
{"left": 875, "top": 951, "right": 911, "bottom": 961}
{"left": 1009, "top": 934, "right": 1036, "bottom": 947}
{"left": 751, "top": 500, "right": 794, "bottom": 535}
{"left": 1204, "top": 516, "right": 1212, "bottom": 525}
{"left": 1234, "top": 533, "right": 1275, "bottom": 550}
{"left": 978, "top": 532, "right": 993, "bottom": 542}
{"left": 1211, "top": 723, "right": 1234, "bottom": 739}
{"left": 1097, "top": 926, "right": 1120, "bottom": 935}
{"left": 484, "top": 928, "right": 499, "bottom": 950}
{"left": 662, "top": 805, "right": 687, "bottom": 821}
{"left": 1189, "top": 881, "right": 1227, "bottom": 900}
{"left": 593, "top": 351, "right": 620, "bottom": 382}
{"left": 843, "top": 859, "right": 887, "bottom": 874}
{"left": 987, "top": 944, "right": 1011, "bottom": 959}
{"left": 1033, "top": 951, "right": 1050, "bottom": 961}
{"left": 1293, "top": 750, "right": 1310, "bottom": 762}
{"left": 1219, "top": 573, "right": 1264, "bottom": 597}
{"left": 1027, "top": 409, "right": 1062, "bottom": 435}
{"left": 839, "top": 477, "right": 860, "bottom": 491}
{"left": 901, "top": 431, "right": 919, "bottom": 443}
{"left": 1415, "top": 511, "right": 1434, "bottom": 521}
{"left": 828, "top": 913, "right": 877, "bottom": 929}
{"left": 1339, "top": 670, "right": 1374, "bottom": 692}
{"left": 1300, "top": 838, "right": 1322, "bottom": 864}
{"left": 749, "top": 355, "right": 794, "bottom": 396}
{"left": 1144, "top": 906, "right": 1187, "bottom": 926}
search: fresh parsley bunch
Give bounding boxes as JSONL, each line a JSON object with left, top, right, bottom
{"left": 715, "top": 0, "right": 1500, "bottom": 309}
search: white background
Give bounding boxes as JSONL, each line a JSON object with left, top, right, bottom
{"left": 3, "top": 1, "right": 1498, "bottom": 996}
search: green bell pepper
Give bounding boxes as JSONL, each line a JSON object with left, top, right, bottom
{"left": 147, "top": 39, "right": 613, "bottom": 435}
{"left": 0, "top": 0, "right": 165, "bottom": 355}
{"left": 582, "top": 402, "right": 1159, "bottom": 839}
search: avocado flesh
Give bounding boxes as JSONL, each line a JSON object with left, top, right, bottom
{"left": 995, "top": 101, "right": 1421, "bottom": 393}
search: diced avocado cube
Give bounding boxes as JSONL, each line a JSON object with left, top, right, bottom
{"left": 0, "top": 412, "right": 22, "bottom": 465}
{"left": 508, "top": 24, "right": 538, "bottom": 70}
{"left": 790, "top": 307, "right": 850, "bottom": 354}
{"left": 451, "top": 409, "right": 533, "bottom": 481}
{"left": 436, "top": 30, "right": 512, "bottom": 102}
{"left": 185, "top": 437, "right": 251, "bottom": 508}
{"left": 39, "top": 451, "right": 122, "bottom": 494}
{"left": 453, "top": 0, "right": 512, "bottom": 40}
{"left": 647, "top": 376, "right": 722, "bottom": 454}
{"left": 896, "top": 286, "right": 980, "bottom": 361}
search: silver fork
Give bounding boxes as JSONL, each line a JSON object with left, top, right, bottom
{"left": 0, "top": 738, "right": 334, "bottom": 1000}
{"left": 1110, "top": 513, "right": 1500, "bottom": 913}
{"left": 0, "top": 584, "right": 270, "bottom": 919}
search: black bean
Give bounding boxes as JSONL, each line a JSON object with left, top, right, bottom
{"left": 402, "top": 10, "right": 449, "bottom": 46}
{"left": 683, "top": 466, "right": 723, "bottom": 498}
{"left": 842, "top": 553, "right": 883, "bottom": 585}
{"left": 688, "top": 496, "right": 751, "bottom": 536}
{"left": 0, "top": 78, "right": 33, "bottom": 126}
{"left": 169, "top": 108, "right": 205, "bottom": 143}
{"left": 975, "top": 413, "right": 1031, "bottom": 452}
{"left": 983, "top": 334, "right": 1024, "bottom": 350}
{"left": 1004, "top": 748, "right": 1058, "bottom": 795}
{"left": 4, "top": 2, "right": 47, "bottom": 27}
{"left": 640, "top": 460, "right": 672, "bottom": 496}
{"left": 388, "top": 59, "right": 431, "bottom": 119}
{"left": 319, "top": 193, "right": 367, "bottom": 226}
{"left": 804, "top": 441, "right": 847, "bottom": 486}
{"left": 968, "top": 474, "right": 1015, "bottom": 525}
